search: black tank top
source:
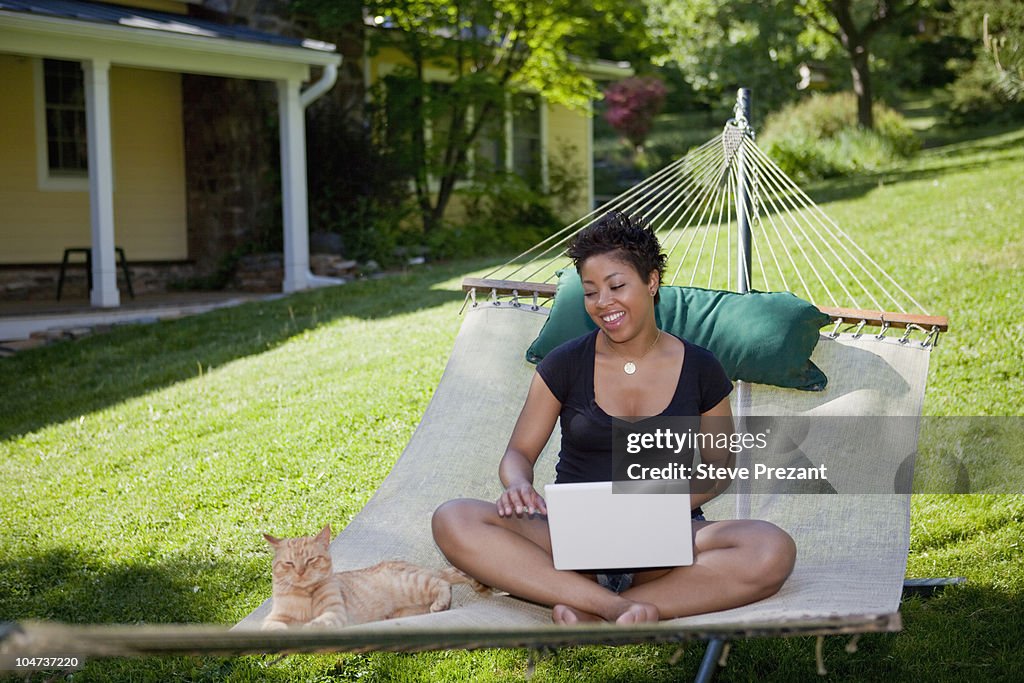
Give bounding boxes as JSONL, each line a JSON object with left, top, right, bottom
{"left": 536, "top": 329, "right": 733, "bottom": 485}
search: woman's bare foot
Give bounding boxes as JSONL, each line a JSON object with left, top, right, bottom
{"left": 552, "top": 604, "right": 603, "bottom": 624}
{"left": 610, "top": 601, "right": 659, "bottom": 624}
{"left": 552, "top": 600, "right": 659, "bottom": 625}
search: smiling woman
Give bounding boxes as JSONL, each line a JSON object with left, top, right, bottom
{"left": 431, "top": 211, "right": 797, "bottom": 625}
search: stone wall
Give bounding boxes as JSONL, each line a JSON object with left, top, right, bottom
{"left": 228, "top": 253, "right": 358, "bottom": 292}
{"left": 180, "top": 1, "right": 366, "bottom": 278}
{"left": 181, "top": 73, "right": 280, "bottom": 275}
{"left": 0, "top": 263, "right": 201, "bottom": 301}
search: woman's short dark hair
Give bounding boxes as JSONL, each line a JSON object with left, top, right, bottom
{"left": 567, "top": 211, "right": 667, "bottom": 303}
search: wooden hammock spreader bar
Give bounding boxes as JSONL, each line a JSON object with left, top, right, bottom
{"left": 818, "top": 306, "right": 948, "bottom": 333}
{"left": 462, "top": 278, "right": 949, "bottom": 332}
{"left": 462, "top": 277, "right": 558, "bottom": 299}
{"left": 0, "top": 614, "right": 900, "bottom": 660}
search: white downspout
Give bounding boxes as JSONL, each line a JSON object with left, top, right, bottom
{"left": 299, "top": 63, "right": 345, "bottom": 288}
{"left": 279, "top": 62, "right": 341, "bottom": 293}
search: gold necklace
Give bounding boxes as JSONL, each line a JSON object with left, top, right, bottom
{"left": 603, "top": 329, "right": 661, "bottom": 375}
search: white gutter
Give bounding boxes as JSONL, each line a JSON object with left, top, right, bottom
{"left": 0, "top": 11, "right": 341, "bottom": 68}
{"left": 300, "top": 62, "right": 338, "bottom": 107}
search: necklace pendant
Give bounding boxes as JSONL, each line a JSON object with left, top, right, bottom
{"left": 623, "top": 361, "right": 637, "bottom": 375}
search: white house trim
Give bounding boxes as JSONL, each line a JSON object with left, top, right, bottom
{"left": 0, "top": 11, "right": 338, "bottom": 75}
{"left": 503, "top": 97, "right": 514, "bottom": 173}
{"left": 539, "top": 100, "right": 550, "bottom": 193}
{"left": 586, "top": 100, "right": 595, "bottom": 210}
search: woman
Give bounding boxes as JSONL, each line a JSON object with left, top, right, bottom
{"left": 432, "top": 211, "right": 796, "bottom": 624}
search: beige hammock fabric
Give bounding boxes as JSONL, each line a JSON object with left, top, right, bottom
{"left": 236, "top": 301, "right": 931, "bottom": 637}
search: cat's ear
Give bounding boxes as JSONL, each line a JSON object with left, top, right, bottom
{"left": 316, "top": 524, "right": 332, "bottom": 545}
{"left": 263, "top": 533, "right": 282, "bottom": 547}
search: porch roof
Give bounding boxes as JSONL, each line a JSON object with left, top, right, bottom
{"left": 0, "top": 0, "right": 342, "bottom": 307}
{"left": 0, "top": 0, "right": 340, "bottom": 78}
{"left": 0, "top": 0, "right": 331, "bottom": 50}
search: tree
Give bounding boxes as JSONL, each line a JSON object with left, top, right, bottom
{"left": 952, "top": 0, "right": 1024, "bottom": 101}
{"left": 646, "top": 0, "right": 931, "bottom": 128}
{"left": 795, "top": 1, "right": 925, "bottom": 129}
{"left": 603, "top": 76, "right": 667, "bottom": 151}
{"left": 301, "top": 0, "right": 650, "bottom": 233}
{"left": 645, "top": 0, "right": 816, "bottom": 115}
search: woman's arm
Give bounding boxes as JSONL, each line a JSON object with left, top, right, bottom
{"left": 496, "top": 372, "right": 562, "bottom": 517}
{"left": 689, "top": 397, "right": 736, "bottom": 509}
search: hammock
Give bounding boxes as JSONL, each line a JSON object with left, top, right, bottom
{"left": 236, "top": 90, "right": 947, "bottom": 667}
{"left": 2, "top": 90, "right": 950, "bottom": 680}
{"left": 7, "top": 305, "right": 931, "bottom": 671}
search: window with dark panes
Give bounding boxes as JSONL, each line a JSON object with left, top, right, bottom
{"left": 511, "top": 94, "right": 542, "bottom": 189}
{"left": 44, "top": 59, "right": 88, "bottom": 176}
{"left": 381, "top": 74, "right": 421, "bottom": 177}
{"left": 472, "top": 106, "right": 505, "bottom": 176}
{"left": 426, "top": 82, "right": 469, "bottom": 181}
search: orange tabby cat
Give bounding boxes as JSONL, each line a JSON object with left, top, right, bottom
{"left": 262, "top": 524, "right": 487, "bottom": 630}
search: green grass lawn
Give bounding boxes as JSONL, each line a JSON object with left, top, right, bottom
{"left": 1, "top": 119, "right": 1022, "bottom": 681}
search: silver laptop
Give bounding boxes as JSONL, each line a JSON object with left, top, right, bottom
{"left": 544, "top": 481, "right": 694, "bottom": 571}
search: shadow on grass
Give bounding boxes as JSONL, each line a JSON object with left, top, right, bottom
{"left": 0, "top": 548, "right": 281, "bottom": 681}
{"left": 0, "top": 259, "right": 490, "bottom": 441}
{"left": 0, "top": 547, "right": 265, "bottom": 624}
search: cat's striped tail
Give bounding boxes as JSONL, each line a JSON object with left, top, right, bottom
{"left": 441, "top": 566, "right": 491, "bottom": 594}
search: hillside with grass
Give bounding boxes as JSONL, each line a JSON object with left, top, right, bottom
{"left": 1, "top": 118, "right": 1022, "bottom": 680}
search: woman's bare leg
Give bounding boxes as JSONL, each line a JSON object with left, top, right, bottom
{"left": 432, "top": 499, "right": 659, "bottom": 624}
{"left": 622, "top": 519, "right": 796, "bottom": 618}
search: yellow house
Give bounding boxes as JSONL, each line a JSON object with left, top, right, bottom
{"left": 0, "top": 0, "right": 340, "bottom": 307}
{"left": 362, "top": 29, "right": 632, "bottom": 220}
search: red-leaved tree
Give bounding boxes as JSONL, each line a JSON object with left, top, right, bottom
{"left": 603, "top": 76, "right": 668, "bottom": 151}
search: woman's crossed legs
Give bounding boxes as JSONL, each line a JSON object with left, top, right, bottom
{"left": 432, "top": 499, "right": 796, "bottom": 624}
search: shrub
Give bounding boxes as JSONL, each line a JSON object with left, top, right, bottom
{"left": 427, "top": 144, "right": 586, "bottom": 261}
{"left": 603, "top": 77, "right": 668, "bottom": 150}
{"left": 758, "top": 92, "right": 920, "bottom": 181}
{"left": 433, "top": 173, "right": 558, "bottom": 260}
{"left": 305, "top": 98, "right": 415, "bottom": 267}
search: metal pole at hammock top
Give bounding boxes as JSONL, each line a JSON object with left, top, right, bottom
{"left": 733, "top": 88, "right": 753, "bottom": 524}
{"left": 735, "top": 87, "right": 753, "bottom": 294}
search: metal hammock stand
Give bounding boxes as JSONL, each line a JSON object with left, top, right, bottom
{"left": 1, "top": 89, "right": 955, "bottom": 683}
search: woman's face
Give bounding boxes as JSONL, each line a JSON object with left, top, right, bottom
{"left": 578, "top": 251, "right": 658, "bottom": 342}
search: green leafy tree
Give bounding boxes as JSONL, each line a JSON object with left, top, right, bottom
{"left": 645, "top": 0, "right": 815, "bottom": 115}
{"left": 302, "top": 0, "right": 649, "bottom": 233}
{"left": 647, "top": 1, "right": 932, "bottom": 128}
{"left": 795, "top": 1, "right": 928, "bottom": 128}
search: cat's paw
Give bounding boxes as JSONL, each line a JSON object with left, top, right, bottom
{"left": 429, "top": 596, "right": 452, "bottom": 613}
{"left": 305, "top": 613, "right": 345, "bottom": 629}
{"left": 261, "top": 619, "right": 290, "bottom": 631}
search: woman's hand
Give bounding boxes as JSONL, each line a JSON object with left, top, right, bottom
{"left": 497, "top": 480, "right": 548, "bottom": 518}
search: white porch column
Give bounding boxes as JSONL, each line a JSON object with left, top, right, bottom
{"left": 82, "top": 58, "right": 120, "bottom": 308}
{"left": 277, "top": 77, "right": 310, "bottom": 293}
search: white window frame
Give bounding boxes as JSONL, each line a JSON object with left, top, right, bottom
{"left": 34, "top": 57, "right": 90, "bottom": 192}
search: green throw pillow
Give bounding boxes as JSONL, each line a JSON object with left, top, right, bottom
{"left": 525, "top": 269, "right": 830, "bottom": 391}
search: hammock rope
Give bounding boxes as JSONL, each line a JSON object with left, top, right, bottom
{"left": 483, "top": 100, "right": 938, "bottom": 325}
